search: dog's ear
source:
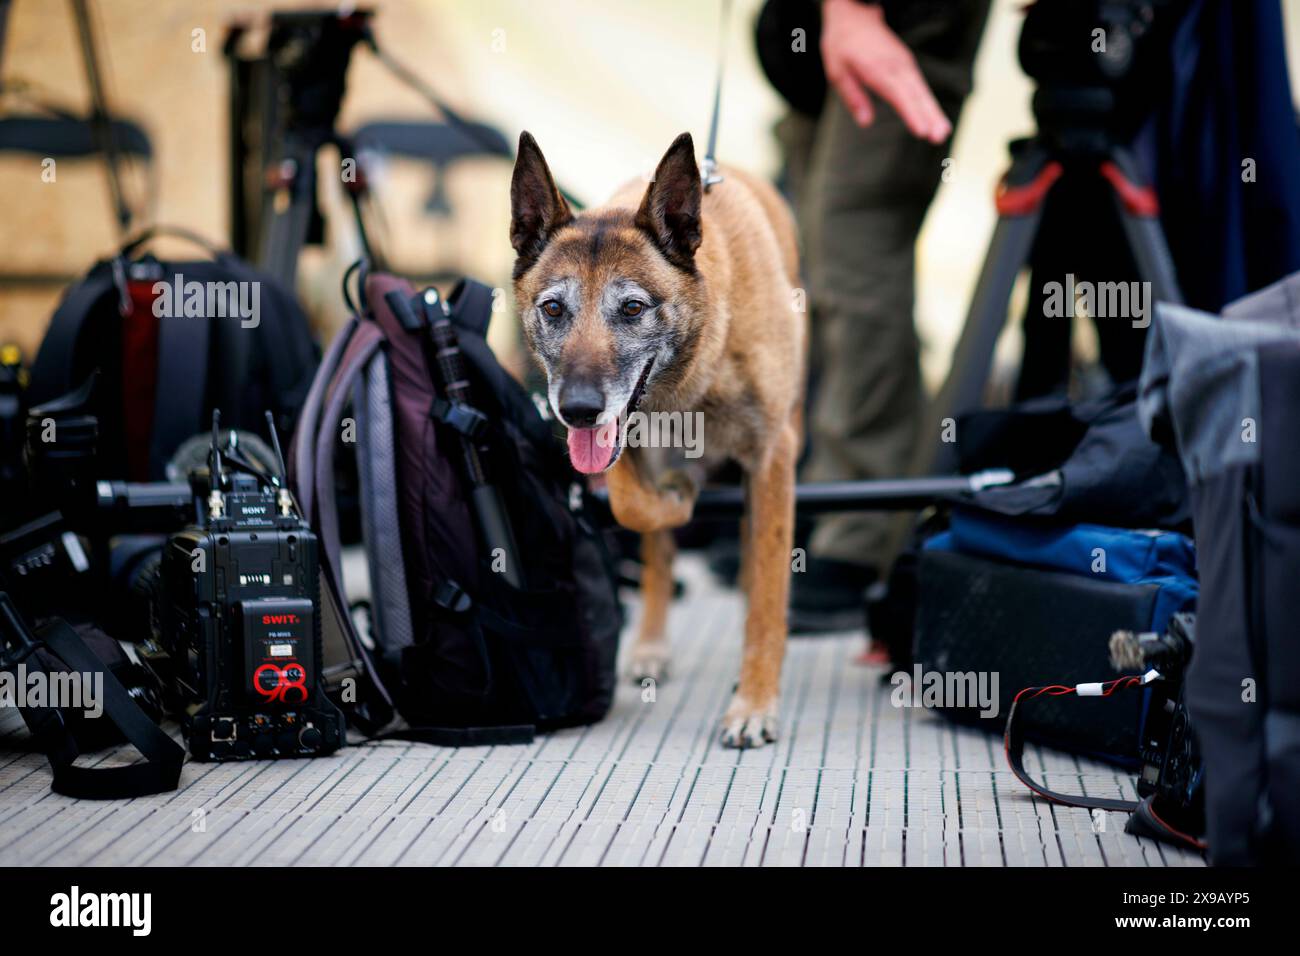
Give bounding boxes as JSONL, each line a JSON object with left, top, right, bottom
{"left": 636, "top": 133, "right": 702, "bottom": 271}
{"left": 510, "top": 131, "right": 573, "bottom": 268}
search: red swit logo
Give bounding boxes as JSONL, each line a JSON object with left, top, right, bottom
{"left": 262, "top": 613, "right": 300, "bottom": 625}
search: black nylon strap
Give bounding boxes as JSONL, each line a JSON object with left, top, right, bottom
{"left": 376, "top": 724, "right": 534, "bottom": 746}
{"left": 32, "top": 622, "right": 184, "bottom": 799}
{"left": 1004, "top": 692, "right": 1139, "bottom": 813}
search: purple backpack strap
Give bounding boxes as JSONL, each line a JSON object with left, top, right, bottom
{"left": 294, "top": 319, "right": 396, "bottom": 712}
{"left": 291, "top": 315, "right": 359, "bottom": 518}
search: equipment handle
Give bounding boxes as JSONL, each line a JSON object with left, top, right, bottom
{"left": 117, "top": 224, "right": 230, "bottom": 262}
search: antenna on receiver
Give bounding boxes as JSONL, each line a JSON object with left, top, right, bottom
{"left": 266, "top": 410, "right": 294, "bottom": 517}
{"left": 209, "top": 409, "right": 223, "bottom": 488}
{"left": 208, "top": 409, "right": 225, "bottom": 519}
{"left": 265, "top": 411, "right": 288, "bottom": 487}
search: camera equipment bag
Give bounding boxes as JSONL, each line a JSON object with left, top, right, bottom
{"left": 0, "top": 594, "right": 183, "bottom": 799}
{"left": 912, "top": 512, "right": 1197, "bottom": 763}
{"left": 290, "top": 268, "right": 621, "bottom": 745}
{"left": 27, "top": 226, "right": 318, "bottom": 481}
{"left": 1139, "top": 277, "right": 1300, "bottom": 865}
{"left": 872, "top": 387, "right": 1197, "bottom": 764}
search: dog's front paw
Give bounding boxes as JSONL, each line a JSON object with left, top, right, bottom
{"left": 720, "top": 695, "right": 779, "bottom": 749}
{"left": 626, "top": 639, "right": 671, "bottom": 684}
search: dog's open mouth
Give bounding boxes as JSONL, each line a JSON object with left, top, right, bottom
{"left": 565, "top": 357, "right": 655, "bottom": 475}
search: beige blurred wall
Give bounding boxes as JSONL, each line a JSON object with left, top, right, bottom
{"left": 0, "top": 0, "right": 784, "bottom": 364}
{"left": 0, "top": 0, "right": 484, "bottom": 358}
{"left": 2, "top": 0, "right": 1299, "bottom": 386}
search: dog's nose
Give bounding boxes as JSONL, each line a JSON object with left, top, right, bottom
{"left": 558, "top": 381, "right": 606, "bottom": 428}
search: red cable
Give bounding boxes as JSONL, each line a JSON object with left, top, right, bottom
{"left": 1147, "top": 799, "right": 1209, "bottom": 851}
{"left": 1005, "top": 676, "right": 1146, "bottom": 807}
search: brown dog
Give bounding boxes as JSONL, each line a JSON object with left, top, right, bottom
{"left": 509, "top": 131, "right": 803, "bottom": 748}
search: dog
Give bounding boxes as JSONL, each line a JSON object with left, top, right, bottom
{"left": 509, "top": 131, "right": 803, "bottom": 748}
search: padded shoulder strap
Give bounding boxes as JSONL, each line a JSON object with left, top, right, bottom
{"left": 27, "top": 265, "right": 118, "bottom": 404}
{"left": 355, "top": 353, "right": 415, "bottom": 664}
{"left": 306, "top": 321, "right": 396, "bottom": 714}
{"left": 446, "top": 277, "right": 497, "bottom": 339}
{"left": 149, "top": 269, "right": 211, "bottom": 478}
{"left": 292, "top": 316, "right": 361, "bottom": 519}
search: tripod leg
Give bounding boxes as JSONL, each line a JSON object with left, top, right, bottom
{"left": 1102, "top": 147, "right": 1183, "bottom": 309}
{"left": 921, "top": 150, "right": 1060, "bottom": 475}
{"left": 258, "top": 139, "right": 319, "bottom": 289}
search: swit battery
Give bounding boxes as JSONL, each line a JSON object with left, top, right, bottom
{"left": 240, "top": 597, "right": 315, "bottom": 706}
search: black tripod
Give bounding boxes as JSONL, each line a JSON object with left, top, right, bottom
{"left": 924, "top": 85, "right": 1183, "bottom": 476}
{"left": 258, "top": 125, "right": 377, "bottom": 289}
{"left": 226, "top": 10, "right": 381, "bottom": 289}
{"left": 226, "top": 8, "right": 569, "bottom": 291}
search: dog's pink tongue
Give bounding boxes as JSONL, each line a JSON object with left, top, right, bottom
{"left": 567, "top": 421, "right": 619, "bottom": 474}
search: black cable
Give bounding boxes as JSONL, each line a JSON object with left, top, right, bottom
{"left": 341, "top": 257, "right": 366, "bottom": 317}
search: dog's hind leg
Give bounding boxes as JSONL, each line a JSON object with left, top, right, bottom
{"left": 626, "top": 529, "right": 675, "bottom": 683}
{"left": 721, "top": 420, "right": 797, "bottom": 749}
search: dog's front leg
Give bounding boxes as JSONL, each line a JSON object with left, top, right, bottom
{"left": 604, "top": 454, "right": 697, "bottom": 533}
{"left": 607, "top": 454, "right": 696, "bottom": 684}
{"left": 626, "top": 529, "right": 674, "bottom": 682}
{"left": 721, "top": 421, "right": 797, "bottom": 748}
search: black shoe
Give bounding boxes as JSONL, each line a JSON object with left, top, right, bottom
{"left": 788, "top": 557, "right": 876, "bottom": 635}
{"left": 705, "top": 534, "right": 742, "bottom": 587}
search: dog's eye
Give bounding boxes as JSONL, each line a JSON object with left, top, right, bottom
{"left": 541, "top": 300, "right": 564, "bottom": 319}
{"left": 621, "top": 300, "right": 646, "bottom": 318}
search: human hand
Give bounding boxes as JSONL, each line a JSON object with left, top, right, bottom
{"left": 821, "top": 0, "right": 952, "bottom": 143}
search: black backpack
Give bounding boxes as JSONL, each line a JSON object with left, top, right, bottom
{"left": 27, "top": 226, "right": 318, "bottom": 481}
{"left": 291, "top": 268, "right": 622, "bottom": 744}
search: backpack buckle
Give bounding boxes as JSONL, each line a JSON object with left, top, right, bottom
{"left": 383, "top": 290, "right": 425, "bottom": 332}
{"left": 432, "top": 581, "right": 472, "bottom": 613}
{"left": 431, "top": 398, "right": 487, "bottom": 440}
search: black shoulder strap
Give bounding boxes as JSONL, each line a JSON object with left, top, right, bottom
{"left": 1005, "top": 683, "right": 1208, "bottom": 851}
{"left": 446, "top": 278, "right": 496, "bottom": 338}
{"left": 21, "top": 621, "right": 185, "bottom": 799}
{"left": 374, "top": 724, "right": 534, "bottom": 746}
{"left": 1004, "top": 689, "right": 1139, "bottom": 813}
{"left": 148, "top": 267, "right": 211, "bottom": 478}
{"left": 27, "top": 265, "right": 118, "bottom": 404}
